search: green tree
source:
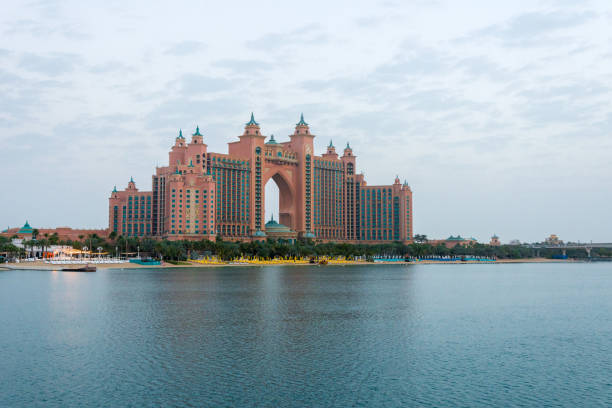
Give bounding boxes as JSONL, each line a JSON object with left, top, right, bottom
{"left": 414, "top": 234, "right": 428, "bottom": 243}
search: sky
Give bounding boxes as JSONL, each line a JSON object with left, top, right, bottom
{"left": 1, "top": 0, "right": 611, "bottom": 243}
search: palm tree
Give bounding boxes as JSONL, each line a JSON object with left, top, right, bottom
{"left": 38, "top": 238, "right": 49, "bottom": 259}
{"left": 23, "top": 240, "right": 32, "bottom": 258}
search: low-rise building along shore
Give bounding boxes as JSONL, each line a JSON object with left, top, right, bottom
{"left": 426, "top": 235, "right": 479, "bottom": 248}
{"left": 1, "top": 221, "right": 107, "bottom": 242}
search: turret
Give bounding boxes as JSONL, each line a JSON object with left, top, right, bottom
{"left": 186, "top": 125, "right": 207, "bottom": 174}
{"left": 293, "top": 112, "right": 311, "bottom": 136}
{"left": 243, "top": 112, "right": 263, "bottom": 136}
{"left": 127, "top": 177, "right": 137, "bottom": 191}
{"left": 402, "top": 180, "right": 411, "bottom": 191}
{"left": 341, "top": 142, "right": 356, "bottom": 175}
{"left": 175, "top": 129, "right": 186, "bottom": 146}
{"left": 289, "top": 113, "right": 315, "bottom": 151}
{"left": 191, "top": 125, "right": 203, "bottom": 144}
{"left": 343, "top": 142, "right": 353, "bottom": 156}
{"left": 170, "top": 129, "right": 188, "bottom": 168}
{"left": 322, "top": 139, "right": 338, "bottom": 158}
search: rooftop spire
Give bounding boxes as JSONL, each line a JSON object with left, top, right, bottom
{"left": 113, "top": 185, "right": 117, "bottom": 193}
{"left": 192, "top": 125, "right": 202, "bottom": 136}
{"left": 266, "top": 134, "right": 277, "bottom": 144}
{"left": 130, "top": 176, "right": 134, "bottom": 183}
{"left": 178, "top": 129, "right": 184, "bottom": 139}
{"left": 346, "top": 142, "right": 351, "bottom": 149}
{"left": 246, "top": 112, "right": 259, "bottom": 126}
{"left": 296, "top": 112, "right": 308, "bottom": 126}
{"left": 328, "top": 140, "right": 334, "bottom": 148}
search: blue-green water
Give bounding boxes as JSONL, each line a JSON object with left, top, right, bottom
{"left": 1, "top": 263, "right": 611, "bottom": 407}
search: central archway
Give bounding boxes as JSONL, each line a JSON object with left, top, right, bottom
{"left": 263, "top": 171, "right": 295, "bottom": 231}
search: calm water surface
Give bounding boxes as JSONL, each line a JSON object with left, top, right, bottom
{"left": 1, "top": 263, "right": 611, "bottom": 407}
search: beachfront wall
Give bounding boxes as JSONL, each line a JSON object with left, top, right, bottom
{"left": 108, "top": 114, "right": 414, "bottom": 243}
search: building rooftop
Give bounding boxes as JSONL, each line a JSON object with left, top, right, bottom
{"left": 447, "top": 235, "right": 465, "bottom": 241}
{"left": 265, "top": 215, "right": 292, "bottom": 233}
{"left": 18, "top": 221, "right": 33, "bottom": 234}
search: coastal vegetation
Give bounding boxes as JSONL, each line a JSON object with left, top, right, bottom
{"left": 2, "top": 234, "right": 610, "bottom": 262}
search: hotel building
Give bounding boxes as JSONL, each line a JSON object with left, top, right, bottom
{"left": 109, "top": 114, "right": 413, "bottom": 243}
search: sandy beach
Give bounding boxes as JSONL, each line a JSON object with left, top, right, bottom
{"left": 0, "top": 257, "right": 577, "bottom": 271}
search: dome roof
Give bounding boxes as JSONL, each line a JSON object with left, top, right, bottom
{"left": 18, "top": 221, "right": 33, "bottom": 234}
{"left": 265, "top": 217, "right": 291, "bottom": 233}
{"left": 447, "top": 235, "right": 465, "bottom": 241}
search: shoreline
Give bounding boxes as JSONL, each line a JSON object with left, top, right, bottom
{"left": 0, "top": 257, "right": 579, "bottom": 271}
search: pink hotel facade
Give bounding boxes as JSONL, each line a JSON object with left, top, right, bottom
{"left": 109, "top": 114, "right": 413, "bottom": 243}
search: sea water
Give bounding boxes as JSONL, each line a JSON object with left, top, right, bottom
{"left": 1, "top": 263, "right": 611, "bottom": 407}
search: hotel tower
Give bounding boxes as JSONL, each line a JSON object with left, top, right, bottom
{"left": 109, "top": 114, "right": 413, "bottom": 243}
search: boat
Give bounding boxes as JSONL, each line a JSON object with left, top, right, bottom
{"left": 61, "top": 265, "right": 96, "bottom": 272}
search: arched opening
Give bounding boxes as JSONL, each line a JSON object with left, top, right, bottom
{"left": 265, "top": 180, "right": 279, "bottom": 222}
{"left": 264, "top": 172, "right": 294, "bottom": 230}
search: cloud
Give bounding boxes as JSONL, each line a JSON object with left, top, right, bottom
{"left": 0, "top": 70, "right": 69, "bottom": 128}
{"left": 164, "top": 41, "right": 206, "bottom": 56}
{"left": 454, "top": 56, "right": 509, "bottom": 81}
{"left": 145, "top": 96, "right": 247, "bottom": 130}
{"left": 89, "top": 61, "right": 135, "bottom": 74}
{"left": 246, "top": 24, "right": 329, "bottom": 51}
{"left": 213, "top": 59, "right": 275, "bottom": 75}
{"left": 469, "top": 11, "right": 596, "bottom": 47}
{"left": 4, "top": 18, "right": 90, "bottom": 40}
{"left": 18, "top": 52, "right": 81, "bottom": 76}
{"left": 373, "top": 46, "right": 453, "bottom": 80}
{"left": 169, "top": 73, "right": 233, "bottom": 95}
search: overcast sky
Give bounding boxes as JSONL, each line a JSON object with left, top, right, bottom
{"left": 1, "top": 0, "right": 611, "bottom": 243}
